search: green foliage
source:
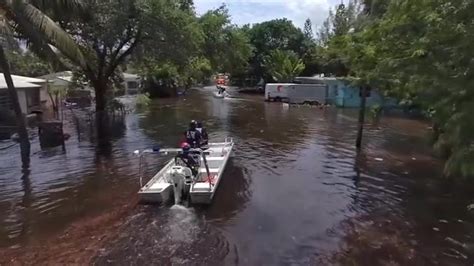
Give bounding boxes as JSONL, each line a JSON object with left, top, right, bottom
{"left": 135, "top": 2, "right": 251, "bottom": 95}
{"left": 303, "top": 18, "right": 314, "bottom": 40}
{"left": 134, "top": 0, "right": 205, "bottom": 96}
{"left": 264, "top": 50, "right": 305, "bottom": 82}
{"left": 1, "top": 0, "right": 87, "bottom": 69}
{"left": 6, "top": 50, "right": 51, "bottom": 77}
{"left": 317, "top": 0, "right": 474, "bottom": 178}
{"left": 315, "top": 0, "right": 361, "bottom": 76}
{"left": 198, "top": 5, "right": 253, "bottom": 74}
{"left": 198, "top": 5, "right": 231, "bottom": 70}
{"left": 135, "top": 93, "right": 151, "bottom": 109}
{"left": 184, "top": 57, "right": 213, "bottom": 85}
{"left": 47, "top": 83, "right": 68, "bottom": 111}
{"left": 139, "top": 0, "right": 204, "bottom": 65}
{"left": 247, "top": 18, "right": 312, "bottom": 80}
{"left": 139, "top": 61, "right": 180, "bottom": 97}
{"left": 369, "top": 104, "right": 382, "bottom": 120}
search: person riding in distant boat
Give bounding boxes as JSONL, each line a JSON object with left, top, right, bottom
{"left": 220, "top": 86, "right": 226, "bottom": 94}
{"left": 196, "top": 121, "right": 209, "bottom": 147}
{"left": 184, "top": 120, "right": 202, "bottom": 148}
{"left": 176, "top": 142, "right": 199, "bottom": 176}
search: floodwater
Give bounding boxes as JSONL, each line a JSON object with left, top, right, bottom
{"left": 1, "top": 87, "right": 474, "bottom": 265}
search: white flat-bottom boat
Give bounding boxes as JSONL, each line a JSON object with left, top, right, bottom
{"left": 213, "top": 91, "right": 226, "bottom": 98}
{"left": 137, "top": 138, "right": 234, "bottom": 205}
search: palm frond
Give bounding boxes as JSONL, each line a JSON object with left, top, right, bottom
{"left": 29, "top": 0, "right": 86, "bottom": 10}
{"left": 265, "top": 49, "right": 306, "bottom": 82}
{"left": 0, "top": 8, "right": 16, "bottom": 48}
{"left": 20, "top": 3, "right": 87, "bottom": 68}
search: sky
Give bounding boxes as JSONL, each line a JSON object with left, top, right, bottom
{"left": 194, "top": 0, "right": 342, "bottom": 30}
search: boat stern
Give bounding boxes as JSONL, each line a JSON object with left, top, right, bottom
{"left": 190, "top": 192, "right": 214, "bottom": 204}
{"left": 190, "top": 182, "right": 215, "bottom": 204}
{"left": 138, "top": 183, "right": 173, "bottom": 204}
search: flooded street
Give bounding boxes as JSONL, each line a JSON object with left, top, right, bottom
{"left": 1, "top": 87, "right": 474, "bottom": 265}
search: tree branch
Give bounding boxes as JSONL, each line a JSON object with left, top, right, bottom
{"left": 104, "top": 29, "right": 141, "bottom": 79}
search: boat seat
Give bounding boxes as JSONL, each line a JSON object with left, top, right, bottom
{"left": 200, "top": 156, "right": 225, "bottom": 161}
{"left": 199, "top": 168, "right": 219, "bottom": 173}
{"left": 193, "top": 182, "right": 213, "bottom": 192}
{"left": 149, "top": 182, "right": 171, "bottom": 191}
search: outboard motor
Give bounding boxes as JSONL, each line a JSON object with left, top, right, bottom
{"left": 169, "top": 166, "right": 193, "bottom": 204}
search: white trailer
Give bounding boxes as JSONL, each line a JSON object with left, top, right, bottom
{"left": 287, "top": 84, "right": 327, "bottom": 104}
{"left": 265, "top": 83, "right": 293, "bottom": 102}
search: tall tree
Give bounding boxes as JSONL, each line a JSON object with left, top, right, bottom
{"left": 317, "top": 12, "right": 332, "bottom": 46}
{"left": 6, "top": 50, "right": 51, "bottom": 77}
{"left": 316, "top": 0, "right": 361, "bottom": 76}
{"left": 134, "top": 0, "right": 205, "bottom": 96}
{"left": 247, "top": 19, "right": 310, "bottom": 80}
{"left": 218, "top": 26, "right": 253, "bottom": 76}
{"left": 0, "top": 46, "right": 30, "bottom": 167}
{"left": 303, "top": 18, "right": 314, "bottom": 40}
{"left": 343, "top": 0, "right": 474, "bottom": 177}
{"left": 264, "top": 50, "right": 305, "bottom": 82}
{"left": 0, "top": 0, "right": 85, "bottom": 167}
{"left": 60, "top": 0, "right": 142, "bottom": 112}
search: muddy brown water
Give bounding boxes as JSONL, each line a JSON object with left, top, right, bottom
{"left": 1, "top": 87, "right": 473, "bottom": 265}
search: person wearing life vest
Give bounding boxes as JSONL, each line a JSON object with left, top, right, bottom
{"left": 184, "top": 120, "right": 202, "bottom": 148}
{"left": 216, "top": 85, "right": 226, "bottom": 95}
{"left": 196, "top": 121, "right": 209, "bottom": 147}
{"left": 177, "top": 142, "right": 199, "bottom": 176}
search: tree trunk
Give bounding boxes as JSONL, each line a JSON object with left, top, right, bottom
{"left": 48, "top": 91, "right": 58, "bottom": 113}
{"left": 91, "top": 78, "right": 110, "bottom": 143}
{"left": 0, "top": 45, "right": 30, "bottom": 168}
{"left": 94, "top": 81, "right": 107, "bottom": 112}
{"left": 356, "top": 86, "right": 367, "bottom": 150}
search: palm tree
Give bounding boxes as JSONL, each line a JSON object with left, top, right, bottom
{"left": 0, "top": 45, "right": 30, "bottom": 167}
{"left": 0, "top": 0, "right": 86, "bottom": 167}
{"left": 264, "top": 49, "right": 305, "bottom": 83}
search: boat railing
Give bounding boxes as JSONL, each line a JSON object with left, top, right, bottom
{"left": 135, "top": 147, "right": 211, "bottom": 187}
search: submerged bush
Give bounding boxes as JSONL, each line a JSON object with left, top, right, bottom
{"left": 135, "top": 93, "right": 151, "bottom": 109}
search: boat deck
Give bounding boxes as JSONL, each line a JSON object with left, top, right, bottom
{"left": 138, "top": 139, "right": 234, "bottom": 204}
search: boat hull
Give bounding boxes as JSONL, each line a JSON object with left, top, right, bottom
{"left": 213, "top": 92, "right": 225, "bottom": 98}
{"left": 138, "top": 139, "right": 234, "bottom": 205}
{"left": 139, "top": 184, "right": 173, "bottom": 203}
{"left": 190, "top": 192, "right": 214, "bottom": 204}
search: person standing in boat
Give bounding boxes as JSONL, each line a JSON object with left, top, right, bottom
{"left": 177, "top": 142, "right": 199, "bottom": 176}
{"left": 184, "top": 120, "right": 202, "bottom": 148}
{"left": 196, "top": 121, "right": 209, "bottom": 147}
{"left": 220, "top": 86, "right": 226, "bottom": 94}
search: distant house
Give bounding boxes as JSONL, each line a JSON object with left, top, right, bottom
{"left": 122, "top": 73, "right": 141, "bottom": 95}
{"left": 0, "top": 74, "right": 49, "bottom": 115}
{"left": 39, "top": 71, "right": 77, "bottom": 88}
{"left": 295, "top": 76, "right": 398, "bottom": 108}
{"left": 39, "top": 71, "right": 94, "bottom": 104}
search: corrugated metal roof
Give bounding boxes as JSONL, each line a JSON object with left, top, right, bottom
{"left": 10, "top": 74, "right": 45, "bottom": 83}
{"left": 0, "top": 74, "right": 43, "bottom": 89}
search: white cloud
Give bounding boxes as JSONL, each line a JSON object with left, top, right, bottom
{"left": 195, "top": 0, "right": 340, "bottom": 29}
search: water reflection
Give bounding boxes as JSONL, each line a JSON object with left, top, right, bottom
{"left": 0, "top": 89, "right": 473, "bottom": 265}
{"left": 197, "top": 159, "right": 251, "bottom": 225}
{"left": 94, "top": 159, "right": 250, "bottom": 264}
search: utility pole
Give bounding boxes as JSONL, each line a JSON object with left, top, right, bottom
{"left": 356, "top": 86, "right": 367, "bottom": 150}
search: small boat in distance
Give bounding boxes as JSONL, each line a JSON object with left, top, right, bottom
{"left": 214, "top": 85, "right": 229, "bottom": 98}
{"left": 136, "top": 138, "right": 234, "bottom": 205}
{"left": 213, "top": 91, "right": 225, "bottom": 98}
